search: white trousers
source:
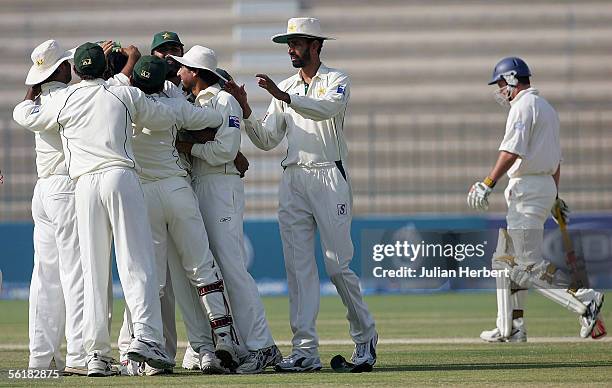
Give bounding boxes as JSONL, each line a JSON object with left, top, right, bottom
{"left": 502, "top": 175, "right": 557, "bottom": 322}
{"left": 29, "top": 175, "right": 86, "bottom": 369}
{"left": 278, "top": 165, "right": 376, "bottom": 357}
{"left": 504, "top": 175, "right": 557, "bottom": 266}
{"left": 120, "top": 175, "right": 229, "bottom": 356}
{"left": 193, "top": 174, "right": 275, "bottom": 352}
{"left": 118, "top": 263, "right": 177, "bottom": 360}
{"left": 75, "top": 167, "right": 163, "bottom": 359}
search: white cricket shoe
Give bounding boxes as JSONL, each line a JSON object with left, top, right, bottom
{"left": 480, "top": 320, "right": 527, "bottom": 343}
{"left": 126, "top": 338, "right": 175, "bottom": 370}
{"left": 236, "top": 345, "right": 283, "bottom": 374}
{"left": 214, "top": 332, "right": 239, "bottom": 371}
{"left": 144, "top": 363, "right": 172, "bottom": 376}
{"left": 579, "top": 292, "right": 604, "bottom": 338}
{"left": 87, "top": 353, "right": 119, "bottom": 377}
{"left": 274, "top": 353, "right": 322, "bottom": 372}
{"left": 182, "top": 346, "right": 200, "bottom": 370}
{"left": 351, "top": 332, "right": 378, "bottom": 367}
{"left": 119, "top": 353, "right": 143, "bottom": 376}
{"left": 200, "top": 350, "right": 228, "bottom": 375}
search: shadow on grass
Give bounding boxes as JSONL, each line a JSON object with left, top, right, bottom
{"left": 370, "top": 361, "right": 612, "bottom": 373}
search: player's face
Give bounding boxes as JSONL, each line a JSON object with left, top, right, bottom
{"left": 287, "top": 38, "right": 312, "bottom": 68}
{"left": 177, "top": 65, "right": 196, "bottom": 89}
{"left": 153, "top": 43, "right": 184, "bottom": 80}
{"left": 493, "top": 80, "right": 511, "bottom": 108}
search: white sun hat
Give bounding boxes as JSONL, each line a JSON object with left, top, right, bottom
{"left": 271, "top": 17, "right": 335, "bottom": 44}
{"left": 169, "top": 45, "right": 227, "bottom": 82}
{"left": 25, "top": 40, "right": 74, "bottom": 86}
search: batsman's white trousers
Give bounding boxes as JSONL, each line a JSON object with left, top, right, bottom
{"left": 75, "top": 167, "right": 163, "bottom": 359}
{"left": 504, "top": 175, "right": 557, "bottom": 266}
{"left": 192, "top": 174, "right": 275, "bottom": 352}
{"left": 29, "top": 175, "right": 86, "bottom": 369}
{"left": 279, "top": 165, "right": 376, "bottom": 357}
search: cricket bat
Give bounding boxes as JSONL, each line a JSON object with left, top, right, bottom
{"left": 554, "top": 204, "right": 606, "bottom": 339}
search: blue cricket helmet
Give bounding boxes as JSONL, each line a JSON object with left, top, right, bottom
{"left": 488, "top": 57, "right": 531, "bottom": 85}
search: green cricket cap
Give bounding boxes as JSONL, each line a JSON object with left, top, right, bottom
{"left": 133, "top": 55, "right": 167, "bottom": 90}
{"left": 151, "top": 31, "right": 183, "bottom": 52}
{"left": 74, "top": 42, "right": 106, "bottom": 77}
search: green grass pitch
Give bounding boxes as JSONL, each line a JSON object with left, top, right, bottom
{"left": 0, "top": 293, "right": 611, "bottom": 386}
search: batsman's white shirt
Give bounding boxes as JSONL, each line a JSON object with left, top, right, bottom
{"left": 243, "top": 64, "right": 375, "bottom": 357}
{"left": 499, "top": 88, "right": 561, "bottom": 179}
{"left": 500, "top": 88, "right": 560, "bottom": 266}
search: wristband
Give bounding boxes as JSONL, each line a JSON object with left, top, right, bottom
{"left": 483, "top": 177, "right": 496, "bottom": 188}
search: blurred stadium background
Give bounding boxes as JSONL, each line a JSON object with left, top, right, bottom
{"left": 1, "top": 0, "right": 612, "bottom": 296}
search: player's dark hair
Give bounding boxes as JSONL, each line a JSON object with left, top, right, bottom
{"left": 190, "top": 67, "right": 220, "bottom": 86}
{"left": 103, "top": 51, "right": 128, "bottom": 80}
{"left": 74, "top": 67, "right": 100, "bottom": 80}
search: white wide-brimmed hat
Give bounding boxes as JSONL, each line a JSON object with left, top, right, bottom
{"left": 169, "top": 46, "right": 227, "bottom": 82}
{"left": 25, "top": 40, "right": 74, "bottom": 86}
{"left": 272, "top": 17, "right": 335, "bottom": 44}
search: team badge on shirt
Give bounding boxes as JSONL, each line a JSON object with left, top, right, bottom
{"left": 337, "top": 203, "right": 347, "bottom": 216}
{"left": 229, "top": 115, "right": 240, "bottom": 129}
{"left": 336, "top": 84, "right": 346, "bottom": 95}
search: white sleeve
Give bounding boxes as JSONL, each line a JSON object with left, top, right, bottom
{"left": 179, "top": 99, "right": 223, "bottom": 130}
{"left": 243, "top": 98, "right": 287, "bottom": 151}
{"left": 107, "top": 72, "right": 130, "bottom": 86}
{"left": 128, "top": 87, "right": 177, "bottom": 131}
{"left": 287, "top": 73, "right": 350, "bottom": 121}
{"left": 498, "top": 104, "right": 533, "bottom": 157}
{"left": 164, "top": 81, "right": 186, "bottom": 99}
{"left": 12, "top": 99, "right": 61, "bottom": 133}
{"left": 190, "top": 94, "right": 241, "bottom": 166}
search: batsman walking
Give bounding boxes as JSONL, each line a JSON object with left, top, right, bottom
{"left": 467, "top": 56, "right": 605, "bottom": 342}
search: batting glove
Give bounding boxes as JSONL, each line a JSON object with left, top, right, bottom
{"left": 551, "top": 197, "right": 570, "bottom": 225}
{"left": 467, "top": 181, "right": 492, "bottom": 211}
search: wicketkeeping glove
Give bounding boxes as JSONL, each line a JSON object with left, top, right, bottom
{"left": 551, "top": 197, "right": 570, "bottom": 225}
{"left": 467, "top": 181, "right": 492, "bottom": 211}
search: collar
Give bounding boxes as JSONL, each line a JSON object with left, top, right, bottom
{"left": 510, "top": 87, "right": 539, "bottom": 106}
{"left": 195, "top": 83, "right": 222, "bottom": 105}
{"left": 40, "top": 81, "right": 67, "bottom": 92}
{"left": 77, "top": 78, "right": 106, "bottom": 86}
{"left": 292, "top": 63, "right": 329, "bottom": 86}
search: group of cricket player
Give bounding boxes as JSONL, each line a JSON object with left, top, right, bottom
{"left": 10, "top": 16, "right": 605, "bottom": 378}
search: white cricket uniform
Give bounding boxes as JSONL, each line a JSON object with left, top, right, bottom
{"left": 500, "top": 88, "right": 561, "bottom": 267}
{"left": 13, "top": 78, "right": 178, "bottom": 360}
{"left": 243, "top": 64, "right": 376, "bottom": 357}
{"left": 25, "top": 81, "right": 86, "bottom": 370}
{"left": 190, "top": 84, "right": 276, "bottom": 352}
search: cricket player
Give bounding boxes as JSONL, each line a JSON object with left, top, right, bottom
{"left": 114, "top": 55, "right": 242, "bottom": 374}
{"left": 225, "top": 18, "right": 377, "bottom": 371}
{"left": 18, "top": 40, "right": 87, "bottom": 375}
{"left": 171, "top": 46, "right": 281, "bottom": 374}
{"left": 467, "top": 56, "right": 605, "bottom": 342}
{"left": 13, "top": 42, "right": 177, "bottom": 376}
